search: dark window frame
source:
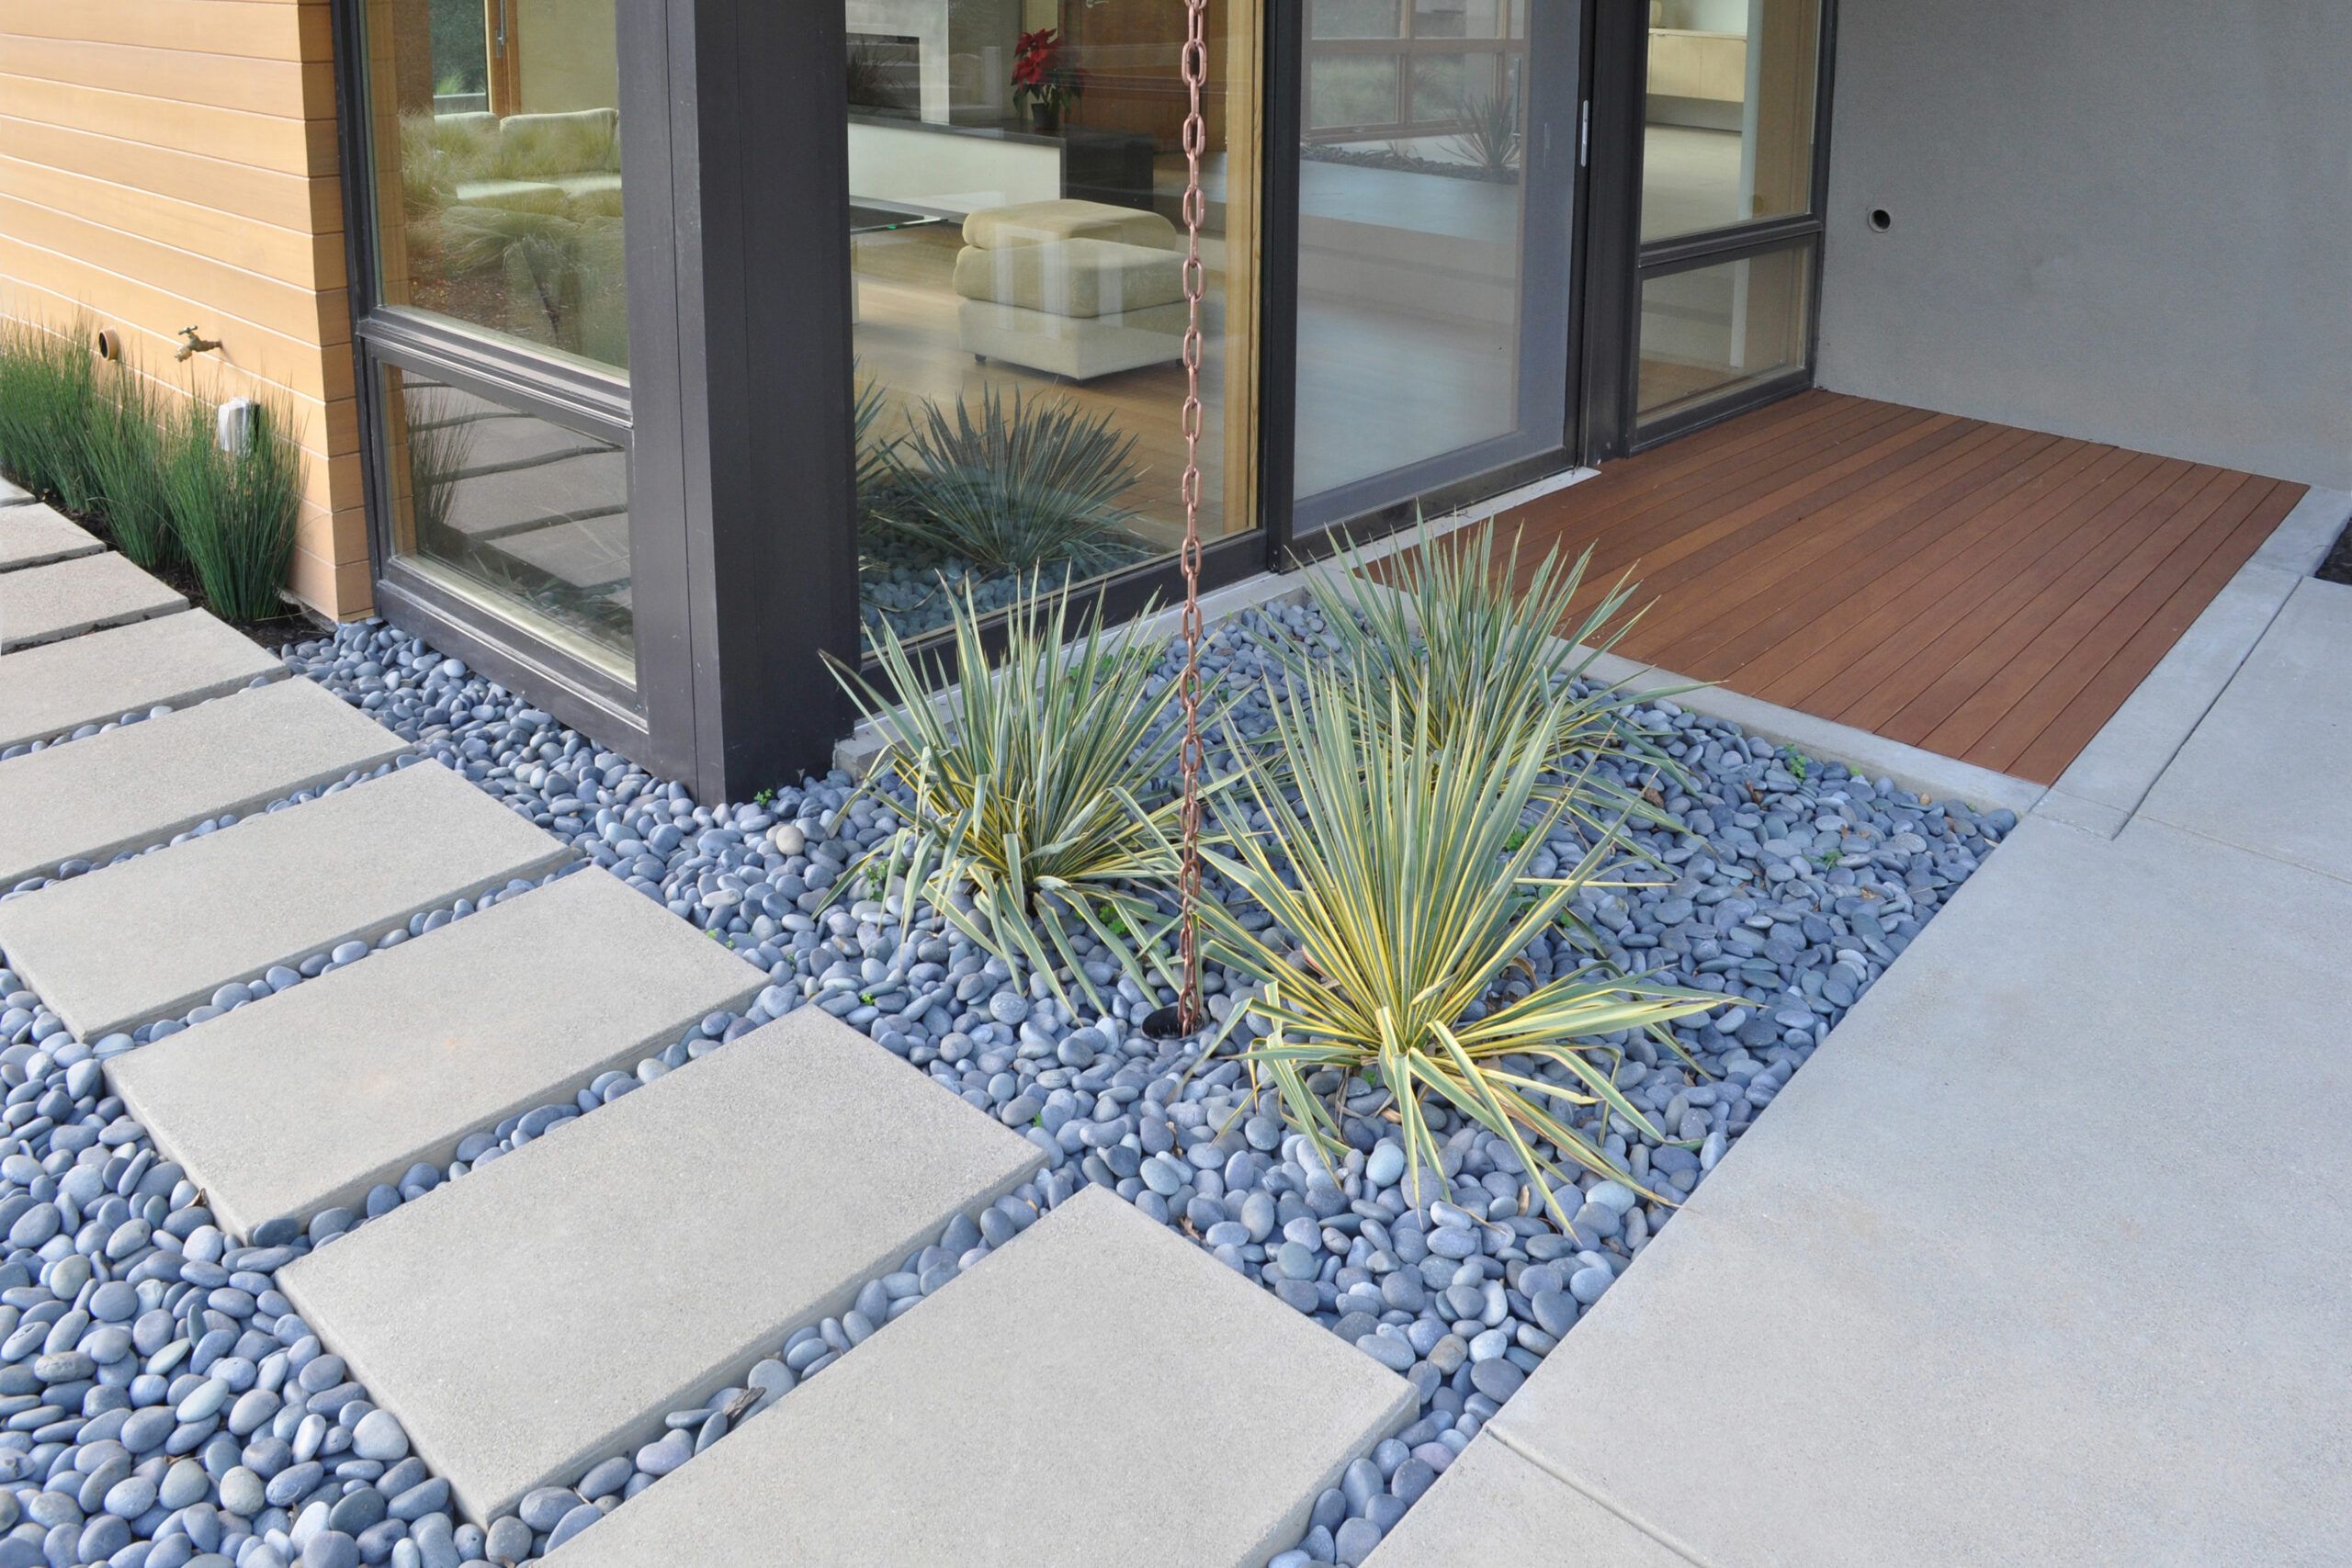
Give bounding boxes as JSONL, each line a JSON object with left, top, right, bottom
{"left": 1274, "top": 0, "right": 1593, "bottom": 558}
{"left": 1581, "top": 0, "right": 1839, "bottom": 461}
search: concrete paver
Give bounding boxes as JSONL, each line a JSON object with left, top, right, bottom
{"left": 278, "top": 1010, "right": 1048, "bottom": 1526}
{"left": 0, "top": 551, "right": 185, "bottom": 651}
{"left": 0, "top": 760, "right": 568, "bottom": 1039}
{"left": 545, "top": 1187, "right": 1417, "bottom": 1568}
{"left": 0, "top": 611, "right": 282, "bottom": 753}
{"left": 108, "top": 867, "right": 766, "bottom": 1240}
{"left": 0, "top": 504, "right": 103, "bottom": 572}
{"left": 0, "top": 677, "right": 402, "bottom": 886}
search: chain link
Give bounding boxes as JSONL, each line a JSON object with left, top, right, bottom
{"left": 1174, "top": 0, "right": 1209, "bottom": 1035}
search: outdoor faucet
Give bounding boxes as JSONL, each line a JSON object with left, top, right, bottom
{"left": 175, "top": 326, "right": 222, "bottom": 362}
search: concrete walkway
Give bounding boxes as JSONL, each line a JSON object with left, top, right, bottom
{"left": 1369, "top": 572, "right": 2352, "bottom": 1566}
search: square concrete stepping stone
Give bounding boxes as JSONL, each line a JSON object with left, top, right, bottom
{"left": 1363, "top": 1435, "right": 1693, "bottom": 1568}
{"left": 0, "top": 611, "right": 282, "bottom": 753}
{"left": 0, "top": 677, "right": 403, "bottom": 886}
{"left": 109, "top": 868, "right": 767, "bottom": 1241}
{"left": 543, "top": 1186, "right": 1417, "bottom": 1568}
{"left": 0, "top": 476, "right": 29, "bottom": 505}
{"left": 0, "top": 551, "right": 186, "bottom": 652}
{"left": 277, "top": 1010, "right": 1048, "bottom": 1526}
{"left": 0, "top": 760, "right": 567, "bottom": 1040}
{"left": 0, "top": 503, "right": 103, "bottom": 572}
{"left": 2137, "top": 576, "right": 2352, "bottom": 882}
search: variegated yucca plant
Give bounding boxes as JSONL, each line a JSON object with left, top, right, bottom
{"left": 1285, "top": 518, "right": 1685, "bottom": 843}
{"left": 1200, "top": 662, "right": 1722, "bottom": 1235}
{"left": 831, "top": 577, "right": 1225, "bottom": 1013}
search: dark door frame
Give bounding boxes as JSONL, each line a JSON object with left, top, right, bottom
{"left": 1578, "top": 0, "right": 1839, "bottom": 464}
{"left": 1266, "top": 1, "right": 1596, "bottom": 558}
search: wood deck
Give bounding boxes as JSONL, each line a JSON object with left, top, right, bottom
{"left": 1492, "top": 390, "right": 2308, "bottom": 785}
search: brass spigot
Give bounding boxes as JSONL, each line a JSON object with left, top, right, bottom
{"left": 175, "top": 326, "right": 222, "bottom": 362}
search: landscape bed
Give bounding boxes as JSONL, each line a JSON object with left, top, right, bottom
{"left": 0, "top": 584, "right": 2009, "bottom": 1568}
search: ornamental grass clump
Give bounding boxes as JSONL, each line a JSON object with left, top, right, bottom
{"left": 1201, "top": 663, "right": 1722, "bottom": 1235}
{"left": 0, "top": 317, "right": 101, "bottom": 512}
{"left": 875, "top": 387, "right": 1148, "bottom": 575}
{"left": 831, "top": 577, "right": 1222, "bottom": 1011}
{"left": 1287, "top": 519, "right": 1681, "bottom": 841}
{"left": 162, "top": 396, "right": 303, "bottom": 623}
{"left": 83, "top": 366, "right": 180, "bottom": 570}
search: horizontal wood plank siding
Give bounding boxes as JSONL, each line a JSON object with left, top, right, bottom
{"left": 1487, "top": 392, "right": 2308, "bottom": 785}
{"left": 0, "top": 0, "right": 367, "bottom": 618}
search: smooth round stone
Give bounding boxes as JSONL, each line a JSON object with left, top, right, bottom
{"left": 1568, "top": 1265, "right": 1613, "bottom": 1304}
{"left": 1365, "top": 1142, "right": 1406, "bottom": 1189}
{"left": 351, "top": 1409, "right": 409, "bottom": 1462}
{"left": 302, "top": 1531, "right": 359, "bottom": 1568}
{"left": 517, "top": 1487, "right": 579, "bottom": 1531}
{"left": 1355, "top": 1335, "right": 1415, "bottom": 1373}
{"left": 1529, "top": 1289, "right": 1578, "bottom": 1337}
{"left": 1427, "top": 1227, "right": 1479, "bottom": 1260}
{"left": 635, "top": 1429, "right": 692, "bottom": 1477}
{"left": 576, "top": 1454, "right": 634, "bottom": 1502}
{"left": 1334, "top": 1515, "right": 1384, "bottom": 1565}
{"left": 483, "top": 1515, "right": 532, "bottom": 1564}
{"left": 1470, "top": 1358, "right": 1525, "bottom": 1401}
{"left": 220, "top": 1467, "right": 266, "bottom": 1517}
{"left": 545, "top": 1501, "right": 602, "bottom": 1552}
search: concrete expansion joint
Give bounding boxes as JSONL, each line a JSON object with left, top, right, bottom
{"left": 1485, "top": 1427, "right": 1720, "bottom": 1568}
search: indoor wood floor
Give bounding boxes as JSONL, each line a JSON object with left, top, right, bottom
{"left": 1493, "top": 389, "right": 2309, "bottom": 785}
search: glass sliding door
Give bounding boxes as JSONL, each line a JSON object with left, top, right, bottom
{"left": 352, "top": 0, "right": 646, "bottom": 689}
{"left": 1628, "top": 0, "right": 1827, "bottom": 445}
{"left": 1290, "top": 0, "right": 1582, "bottom": 536}
{"left": 842, "top": 0, "right": 1263, "bottom": 651}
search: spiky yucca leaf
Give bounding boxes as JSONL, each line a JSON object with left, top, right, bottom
{"left": 831, "top": 577, "right": 1232, "bottom": 1012}
{"left": 1200, "top": 662, "right": 1722, "bottom": 1235}
{"left": 874, "top": 387, "right": 1149, "bottom": 575}
{"left": 1284, "top": 518, "right": 1686, "bottom": 844}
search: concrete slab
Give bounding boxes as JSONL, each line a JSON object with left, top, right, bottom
{"left": 0, "top": 760, "right": 568, "bottom": 1040}
{"left": 2135, "top": 577, "right": 2352, "bottom": 882}
{"left": 0, "top": 477, "right": 29, "bottom": 505}
{"left": 0, "top": 678, "right": 403, "bottom": 886}
{"left": 2247, "top": 484, "right": 2350, "bottom": 576}
{"left": 545, "top": 1187, "right": 1416, "bottom": 1568}
{"left": 1484, "top": 817, "right": 2352, "bottom": 1568}
{"left": 1363, "top": 1435, "right": 1696, "bottom": 1568}
{"left": 107, "top": 868, "right": 765, "bottom": 1240}
{"left": 0, "top": 504, "right": 103, "bottom": 572}
{"left": 2041, "top": 561, "right": 2302, "bottom": 833}
{"left": 278, "top": 1010, "right": 1048, "bottom": 1527}
{"left": 0, "top": 611, "right": 283, "bottom": 753}
{"left": 0, "top": 551, "right": 186, "bottom": 652}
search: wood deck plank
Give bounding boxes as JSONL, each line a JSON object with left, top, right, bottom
{"left": 1487, "top": 392, "right": 2306, "bottom": 785}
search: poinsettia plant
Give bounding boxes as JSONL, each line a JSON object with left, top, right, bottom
{"left": 1012, "top": 28, "right": 1085, "bottom": 125}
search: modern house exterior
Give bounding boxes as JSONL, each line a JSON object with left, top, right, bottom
{"left": 1, "top": 0, "right": 2345, "bottom": 802}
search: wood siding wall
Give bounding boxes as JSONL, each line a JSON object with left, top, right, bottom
{"left": 0, "top": 0, "right": 370, "bottom": 618}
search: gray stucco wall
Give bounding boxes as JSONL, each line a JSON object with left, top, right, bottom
{"left": 1815, "top": 1, "right": 2352, "bottom": 488}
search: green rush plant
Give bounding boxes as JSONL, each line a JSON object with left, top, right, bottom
{"left": 0, "top": 317, "right": 102, "bottom": 512}
{"left": 873, "top": 387, "right": 1149, "bottom": 575}
{"left": 82, "top": 366, "right": 181, "bottom": 570}
{"left": 831, "top": 576, "right": 1229, "bottom": 1012}
{"left": 1200, "top": 665, "right": 1723, "bottom": 1235}
{"left": 1286, "top": 518, "right": 1686, "bottom": 843}
{"left": 162, "top": 395, "right": 303, "bottom": 623}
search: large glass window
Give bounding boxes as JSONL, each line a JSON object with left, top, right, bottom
{"left": 843, "top": 1, "right": 1261, "bottom": 649}
{"left": 1641, "top": 0, "right": 1820, "bottom": 243}
{"left": 1636, "top": 243, "right": 1814, "bottom": 423}
{"left": 379, "top": 366, "right": 635, "bottom": 665}
{"left": 359, "top": 0, "right": 640, "bottom": 679}
{"left": 1627, "top": 0, "right": 1825, "bottom": 443}
{"left": 368, "top": 0, "right": 630, "bottom": 374}
{"left": 1295, "top": 0, "right": 1574, "bottom": 528}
